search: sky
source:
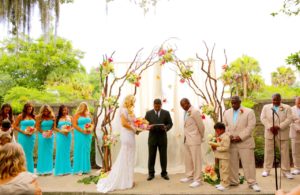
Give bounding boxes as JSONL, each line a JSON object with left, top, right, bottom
{"left": 1, "top": 0, "right": 300, "bottom": 84}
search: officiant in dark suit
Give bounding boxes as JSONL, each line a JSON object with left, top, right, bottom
{"left": 145, "top": 99, "right": 173, "bottom": 181}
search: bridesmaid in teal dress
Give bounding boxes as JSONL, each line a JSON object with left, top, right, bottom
{"left": 72, "top": 102, "right": 93, "bottom": 175}
{"left": 13, "top": 103, "right": 36, "bottom": 173}
{"left": 36, "top": 105, "right": 55, "bottom": 175}
{"left": 54, "top": 105, "right": 73, "bottom": 176}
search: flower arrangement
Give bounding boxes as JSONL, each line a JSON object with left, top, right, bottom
{"left": 133, "top": 117, "right": 149, "bottom": 134}
{"left": 179, "top": 64, "right": 193, "bottom": 79}
{"left": 201, "top": 104, "right": 215, "bottom": 117}
{"left": 61, "top": 125, "right": 72, "bottom": 133}
{"left": 101, "top": 57, "right": 114, "bottom": 75}
{"left": 126, "top": 72, "right": 141, "bottom": 87}
{"left": 103, "top": 131, "right": 120, "bottom": 147}
{"left": 25, "top": 126, "right": 35, "bottom": 134}
{"left": 279, "top": 106, "right": 285, "bottom": 111}
{"left": 42, "top": 130, "right": 53, "bottom": 138}
{"left": 158, "top": 47, "right": 174, "bottom": 65}
{"left": 103, "top": 96, "right": 119, "bottom": 109}
{"left": 203, "top": 165, "right": 220, "bottom": 185}
{"left": 85, "top": 123, "right": 94, "bottom": 133}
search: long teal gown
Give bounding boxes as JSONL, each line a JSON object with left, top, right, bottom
{"left": 54, "top": 120, "right": 72, "bottom": 176}
{"left": 37, "top": 120, "right": 54, "bottom": 175}
{"left": 18, "top": 119, "right": 36, "bottom": 173}
{"left": 73, "top": 116, "right": 92, "bottom": 174}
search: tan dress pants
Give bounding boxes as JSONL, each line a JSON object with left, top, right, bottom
{"left": 184, "top": 144, "right": 202, "bottom": 181}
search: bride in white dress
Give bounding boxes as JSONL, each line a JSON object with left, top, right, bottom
{"left": 97, "top": 95, "right": 137, "bottom": 193}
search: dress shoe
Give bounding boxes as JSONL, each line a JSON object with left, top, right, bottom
{"left": 261, "top": 171, "right": 269, "bottom": 177}
{"left": 147, "top": 175, "right": 154, "bottom": 181}
{"left": 162, "top": 175, "right": 169, "bottom": 180}
{"left": 180, "top": 177, "right": 192, "bottom": 183}
{"left": 291, "top": 169, "right": 300, "bottom": 175}
{"left": 283, "top": 172, "right": 294, "bottom": 179}
{"left": 189, "top": 181, "right": 200, "bottom": 188}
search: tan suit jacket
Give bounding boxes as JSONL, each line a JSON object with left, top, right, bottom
{"left": 260, "top": 103, "right": 292, "bottom": 140}
{"left": 214, "top": 132, "right": 230, "bottom": 160}
{"left": 184, "top": 106, "right": 205, "bottom": 145}
{"left": 223, "top": 107, "right": 256, "bottom": 149}
{"left": 290, "top": 106, "right": 300, "bottom": 140}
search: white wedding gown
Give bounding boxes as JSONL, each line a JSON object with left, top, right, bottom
{"left": 96, "top": 108, "right": 135, "bottom": 193}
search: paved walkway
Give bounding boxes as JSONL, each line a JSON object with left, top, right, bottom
{"left": 38, "top": 168, "right": 299, "bottom": 195}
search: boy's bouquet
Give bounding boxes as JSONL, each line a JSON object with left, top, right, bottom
{"left": 208, "top": 133, "right": 221, "bottom": 147}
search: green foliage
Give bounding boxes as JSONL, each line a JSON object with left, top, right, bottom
{"left": 88, "top": 68, "right": 101, "bottom": 100}
{"left": 271, "top": 66, "right": 296, "bottom": 87}
{"left": 272, "top": 0, "right": 300, "bottom": 16}
{"left": 241, "top": 98, "right": 256, "bottom": 108}
{"left": 221, "top": 55, "right": 264, "bottom": 98}
{"left": 252, "top": 85, "right": 300, "bottom": 99}
{"left": 254, "top": 136, "right": 265, "bottom": 167}
{"left": 286, "top": 51, "right": 300, "bottom": 71}
{"left": 77, "top": 172, "right": 108, "bottom": 184}
{"left": 4, "top": 87, "right": 58, "bottom": 114}
{"left": 0, "top": 36, "right": 84, "bottom": 91}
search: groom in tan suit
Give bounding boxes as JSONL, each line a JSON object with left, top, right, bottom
{"left": 261, "top": 93, "right": 293, "bottom": 179}
{"left": 180, "top": 98, "right": 205, "bottom": 188}
{"left": 290, "top": 96, "right": 300, "bottom": 175}
{"left": 223, "top": 96, "right": 260, "bottom": 192}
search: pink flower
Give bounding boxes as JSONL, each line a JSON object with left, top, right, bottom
{"left": 135, "top": 82, "right": 140, "bottom": 87}
{"left": 201, "top": 115, "right": 205, "bottom": 119}
{"left": 180, "top": 78, "right": 185, "bottom": 83}
{"left": 161, "top": 59, "right": 166, "bottom": 65}
{"left": 108, "top": 58, "right": 113, "bottom": 63}
{"left": 158, "top": 49, "right": 166, "bottom": 56}
{"left": 95, "top": 67, "right": 100, "bottom": 72}
{"left": 163, "top": 98, "right": 167, "bottom": 103}
{"left": 222, "top": 64, "right": 228, "bottom": 70}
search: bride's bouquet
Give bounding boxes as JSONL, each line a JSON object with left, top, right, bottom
{"left": 25, "top": 126, "right": 35, "bottom": 134}
{"left": 42, "top": 130, "right": 53, "bottom": 138}
{"left": 61, "top": 125, "right": 72, "bottom": 133}
{"left": 84, "top": 123, "right": 94, "bottom": 134}
{"left": 133, "top": 117, "right": 149, "bottom": 135}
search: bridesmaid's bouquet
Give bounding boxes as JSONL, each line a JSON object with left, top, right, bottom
{"left": 25, "top": 126, "right": 35, "bottom": 134}
{"left": 42, "top": 130, "right": 53, "bottom": 138}
{"left": 133, "top": 117, "right": 149, "bottom": 135}
{"left": 61, "top": 125, "right": 72, "bottom": 133}
{"left": 84, "top": 123, "right": 94, "bottom": 134}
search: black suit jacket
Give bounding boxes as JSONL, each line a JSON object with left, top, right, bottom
{"left": 145, "top": 109, "right": 173, "bottom": 145}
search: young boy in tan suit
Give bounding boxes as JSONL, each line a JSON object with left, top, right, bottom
{"left": 210, "top": 122, "right": 230, "bottom": 191}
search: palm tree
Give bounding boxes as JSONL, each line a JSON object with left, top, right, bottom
{"left": 230, "top": 55, "right": 261, "bottom": 99}
{"left": 271, "top": 66, "right": 296, "bottom": 86}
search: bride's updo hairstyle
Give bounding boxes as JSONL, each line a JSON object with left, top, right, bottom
{"left": 123, "top": 95, "right": 135, "bottom": 116}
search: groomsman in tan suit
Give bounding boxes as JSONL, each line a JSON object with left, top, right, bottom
{"left": 223, "top": 96, "right": 260, "bottom": 192}
{"left": 290, "top": 96, "right": 300, "bottom": 175}
{"left": 261, "top": 93, "right": 293, "bottom": 179}
{"left": 179, "top": 98, "right": 205, "bottom": 188}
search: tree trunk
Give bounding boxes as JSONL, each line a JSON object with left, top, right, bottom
{"left": 243, "top": 74, "right": 247, "bottom": 99}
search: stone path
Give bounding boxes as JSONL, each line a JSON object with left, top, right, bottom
{"left": 38, "top": 168, "right": 300, "bottom": 195}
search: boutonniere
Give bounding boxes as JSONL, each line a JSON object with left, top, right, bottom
{"left": 240, "top": 108, "right": 244, "bottom": 114}
{"left": 216, "top": 137, "right": 222, "bottom": 142}
{"left": 187, "top": 111, "right": 191, "bottom": 117}
{"left": 201, "top": 114, "right": 205, "bottom": 119}
{"left": 279, "top": 106, "right": 285, "bottom": 111}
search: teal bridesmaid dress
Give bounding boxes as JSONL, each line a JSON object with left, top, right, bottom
{"left": 73, "top": 116, "right": 92, "bottom": 174}
{"left": 54, "top": 120, "right": 72, "bottom": 176}
{"left": 37, "top": 120, "right": 54, "bottom": 175}
{"left": 18, "top": 119, "right": 36, "bottom": 173}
